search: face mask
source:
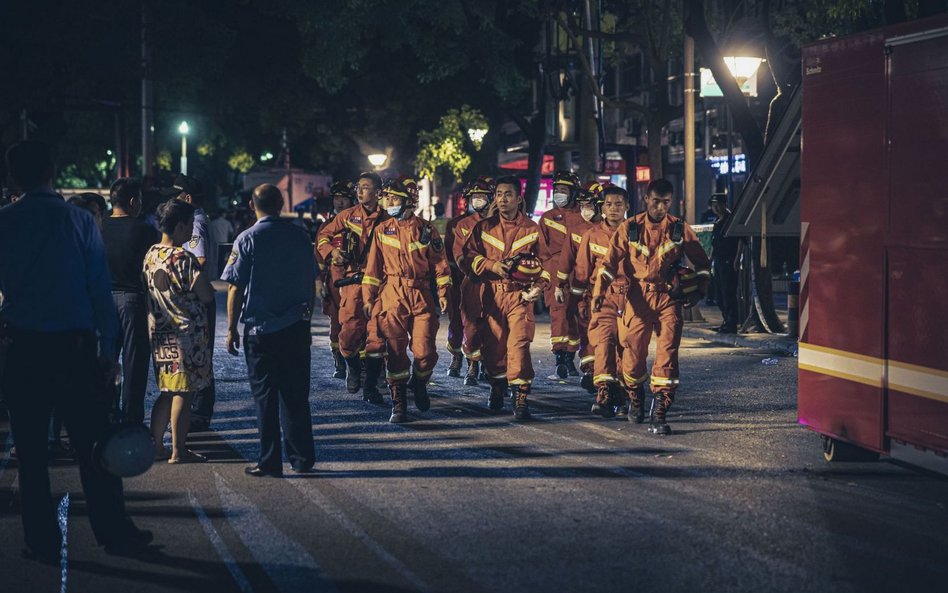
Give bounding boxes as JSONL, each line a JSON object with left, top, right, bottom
{"left": 471, "top": 197, "right": 488, "bottom": 211}
{"left": 580, "top": 206, "right": 596, "bottom": 222}
{"left": 552, "top": 192, "right": 570, "bottom": 207}
{"left": 386, "top": 206, "right": 402, "bottom": 218}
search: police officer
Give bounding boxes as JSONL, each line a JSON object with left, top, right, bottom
{"left": 315, "top": 181, "right": 357, "bottom": 378}
{"left": 539, "top": 170, "right": 584, "bottom": 379}
{"left": 0, "top": 141, "right": 152, "bottom": 560}
{"left": 222, "top": 184, "right": 317, "bottom": 476}
{"left": 593, "top": 179, "right": 711, "bottom": 435}
{"left": 445, "top": 176, "right": 495, "bottom": 385}
{"left": 361, "top": 177, "right": 452, "bottom": 423}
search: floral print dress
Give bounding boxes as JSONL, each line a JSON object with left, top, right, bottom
{"left": 143, "top": 245, "right": 212, "bottom": 393}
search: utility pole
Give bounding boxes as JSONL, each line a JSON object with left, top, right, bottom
{"left": 578, "top": 0, "right": 601, "bottom": 180}
{"left": 683, "top": 32, "right": 705, "bottom": 323}
{"left": 282, "top": 128, "right": 292, "bottom": 213}
{"left": 141, "top": 0, "right": 154, "bottom": 178}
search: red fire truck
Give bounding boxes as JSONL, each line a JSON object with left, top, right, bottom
{"left": 798, "top": 14, "right": 948, "bottom": 473}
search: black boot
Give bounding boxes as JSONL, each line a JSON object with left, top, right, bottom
{"left": 648, "top": 391, "right": 673, "bottom": 435}
{"left": 478, "top": 366, "right": 488, "bottom": 382}
{"left": 580, "top": 372, "right": 595, "bottom": 393}
{"left": 511, "top": 384, "right": 531, "bottom": 421}
{"left": 590, "top": 384, "right": 616, "bottom": 418}
{"left": 411, "top": 374, "right": 430, "bottom": 412}
{"left": 612, "top": 383, "right": 629, "bottom": 416}
{"left": 345, "top": 356, "right": 362, "bottom": 394}
{"left": 447, "top": 351, "right": 463, "bottom": 378}
{"left": 332, "top": 348, "right": 346, "bottom": 379}
{"left": 487, "top": 378, "right": 507, "bottom": 412}
{"left": 464, "top": 359, "right": 480, "bottom": 386}
{"left": 565, "top": 352, "right": 580, "bottom": 377}
{"left": 362, "top": 357, "right": 385, "bottom": 404}
{"left": 389, "top": 383, "right": 408, "bottom": 423}
{"left": 554, "top": 351, "right": 569, "bottom": 379}
{"left": 627, "top": 385, "right": 646, "bottom": 424}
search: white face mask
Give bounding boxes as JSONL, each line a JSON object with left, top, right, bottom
{"left": 552, "top": 192, "right": 570, "bottom": 207}
{"left": 471, "top": 197, "right": 488, "bottom": 212}
{"left": 386, "top": 206, "right": 402, "bottom": 218}
{"left": 580, "top": 206, "right": 596, "bottom": 222}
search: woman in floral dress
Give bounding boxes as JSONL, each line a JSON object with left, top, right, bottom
{"left": 144, "top": 199, "right": 215, "bottom": 463}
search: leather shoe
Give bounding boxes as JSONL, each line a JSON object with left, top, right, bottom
{"left": 291, "top": 464, "right": 317, "bottom": 474}
{"left": 102, "top": 526, "right": 154, "bottom": 556}
{"left": 245, "top": 465, "right": 283, "bottom": 478}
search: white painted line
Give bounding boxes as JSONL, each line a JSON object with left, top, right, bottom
{"left": 214, "top": 472, "right": 340, "bottom": 593}
{"left": 289, "top": 480, "right": 435, "bottom": 593}
{"left": 188, "top": 490, "right": 255, "bottom": 593}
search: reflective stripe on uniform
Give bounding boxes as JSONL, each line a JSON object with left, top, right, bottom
{"left": 481, "top": 232, "right": 505, "bottom": 251}
{"left": 650, "top": 375, "right": 680, "bottom": 386}
{"left": 599, "top": 268, "right": 615, "bottom": 280}
{"left": 379, "top": 234, "right": 400, "bottom": 249}
{"left": 366, "top": 352, "right": 384, "bottom": 359}
{"left": 571, "top": 233, "right": 583, "bottom": 244}
{"left": 656, "top": 240, "right": 679, "bottom": 258}
{"left": 550, "top": 336, "right": 571, "bottom": 345}
{"left": 317, "top": 237, "right": 330, "bottom": 246}
{"left": 508, "top": 378, "right": 532, "bottom": 386}
{"left": 345, "top": 220, "right": 363, "bottom": 236}
{"left": 630, "top": 242, "right": 650, "bottom": 256}
{"left": 472, "top": 255, "right": 487, "bottom": 274}
{"left": 590, "top": 242, "right": 608, "bottom": 256}
{"left": 543, "top": 218, "right": 568, "bottom": 235}
{"left": 408, "top": 241, "right": 428, "bottom": 252}
{"left": 580, "top": 355, "right": 595, "bottom": 366}
{"left": 362, "top": 274, "right": 381, "bottom": 287}
{"left": 567, "top": 338, "right": 581, "bottom": 347}
{"left": 540, "top": 269, "right": 551, "bottom": 281}
{"left": 594, "top": 374, "right": 617, "bottom": 384}
{"left": 387, "top": 369, "right": 411, "bottom": 381}
{"left": 414, "top": 368, "right": 433, "bottom": 378}
{"left": 511, "top": 232, "right": 539, "bottom": 252}
{"left": 436, "top": 275, "right": 452, "bottom": 286}
{"left": 464, "top": 349, "right": 483, "bottom": 361}
{"left": 557, "top": 270, "right": 569, "bottom": 281}
{"left": 623, "top": 372, "right": 647, "bottom": 386}
{"left": 570, "top": 287, "right": 584, "bottom": 295}
{"left": 446, "top": 343, "right": 462, "bottom": 354}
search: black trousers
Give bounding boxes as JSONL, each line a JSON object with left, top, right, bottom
{"left": 244, "top": 321, "right": 315, "bottom": 472}
{"left": 1, "top": 329, "right": 128, "bottom": 552}
{"left": 113, "top": 291, "right": 151, "bottom": 423}
{"left": 191, "top": 302, "right": 217, "bottom": 423}
{"left": 714, "top": 259, "right": 740, "bottom": 329}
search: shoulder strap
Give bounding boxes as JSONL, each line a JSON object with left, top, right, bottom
{"left": 353, "top": 212, "right": 386, "bottom": 268}
{"left": 671, "top": 219, "right": 684, "bottom": 243}
{"left": 419, "top": 222, "right": 432, "bottom": 245}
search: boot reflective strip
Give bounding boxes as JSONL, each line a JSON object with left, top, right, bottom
{"left": 491, "top": 373, "right": 507, "bottom": 380}
{"left": 414, "top": 368, "right": 433, "bottom": 378}
{"left": 570, "top": 287, "right": 585, "bottom": 295}
{"left": 594, "top": 374, "right": 617, "bottom": 384}
{"left": 365, "top": 352, "right": 384, "bottom": 359}
{"left": 567, "top": 338, "right": 581, "bottom": 347}
{"left": 446, "top": 344, "right": 463, "bottom": 354}
{"left": 580, "top": 355, "right": 595, "bottom": 366}
{"left": 650, "top": 375, "right": 680, "bottom": 386}
{"left": 550, "top": 336, "right": 571, "bottom": 345}
{"left": 623, "top": 373, "right": 647, "bottom": 386}
{"left": 387, "top": 369, "right": 411, "bottom": 381}
{"left": 330, "top": 341, "right": 339, "bottom": 349}
{"left": 465, "top": 349, "right": 483, "bottom": 361}
{"left": 359, "top": 350, "right": 367, "bottom": 359}
{"left": 509, "top": 378, "right": 532, "bottom": 385}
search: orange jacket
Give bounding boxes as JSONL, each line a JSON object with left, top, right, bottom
{"left": 465, "top": 213, "right": 550, "bottom": 287}
{"left": 445, "top": 211, "right": 485, "bottom": 273}
{"left": 573, "top": 221, "right": 624, "bottom": 293}
{"left": 555, "top": 215, "right": 596, "bottom": 288}
{"left": 539, "top": 206, "right": 581, "bottom": 272}
{"left": 316, "top": 203, "right": 388, "bottom": 274}
{"left": 360, "top": 216, "right": 452, "bottom": 303}
{"left": 595, "top": 212, "right": 710, "bottom": 294}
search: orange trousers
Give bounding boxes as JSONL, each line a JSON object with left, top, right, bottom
{"left": 377, "top": 279, "right": 439, "bottom": 385}
{"left": 338, "top": 283, "right": 384, "bottom": 359}
{"left": 573, "top": 293, "right": 592, "bottom": 370}
{"left": 589, "top": 287, "right": 626, "bottom": 385}
{"left": 460, "top": 276, "right": 485, "bottom": 361}
{"left": 445, "top": 269, "right": 465, "bottom": 354}
{"left": 617, "top": 287, "right": 683, "bottom": 394}
{"left": 482, "top": 284, "right": 536, "bottom": 385}
{"left": 545, "top": 281, "right": 577, "bottom": 353}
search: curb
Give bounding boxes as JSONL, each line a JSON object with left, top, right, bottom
{"left": 682, "top": 324, "right": 799, "bottom": 356}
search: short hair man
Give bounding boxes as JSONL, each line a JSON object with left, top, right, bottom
{"left": 0, "top": 141, "right": 151, "bottom": 561}
{"left": 222, "top": 184, "right": 317, "bottom": 477}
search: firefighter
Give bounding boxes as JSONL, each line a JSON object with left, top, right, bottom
{"left": 315, "top": 180, "right": 357, "bottom": 379}
{"left": 592, "top": 179, "right": 710, "bottom": 435}
{"left": 315, "top": 172, "right": 389, "bottom": 396}
{"left": 444, "top": 176, "right": 495, "bottom": 385}
{"left": 554, "top": 181, "right": 602, "bottom": 392}
{"left": 572, "top": 185, "right": 629, "bottom": 418}
{"left": 465, "top": 176, "right": 548, "bottom": 420}
{"left": 361, "top": 177, "right": 451, "bottom": 423}
{"left": 539, "top": 170, "right": 584, "bottom": 379}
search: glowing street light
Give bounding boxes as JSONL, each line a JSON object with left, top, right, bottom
{"left": 260, "top": 151, "right": 274, "bottom": 161}
{"left": 178, "top": 121, "right": 190, "bottom": 175}
{"left": 723, "top": 56, "right": 763, "bottom": 94}
{"left": 467, "top": 127, "right": 487, "bottom": 146}
{"left": 368, "top": 153, "right": 388, "bottom": 169}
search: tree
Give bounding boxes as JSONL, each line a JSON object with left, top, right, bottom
{"left": 416, "top": 106, "right": 489, "bottom": 194}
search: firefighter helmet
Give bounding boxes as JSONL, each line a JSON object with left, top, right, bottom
{"left": 666, "top": 260, "right": 704, "bottom": 306}
{"left": 552, "top": 170, "right": 581, "bottom": 190}
{"left": 508, "top": 255, "right": 544, "bottom": 283}
{"left": 382, "top": 177, "right": 418, "bottom": 205}
{"left": 463, "top": 176, "right": 495, "bottom": 198}
{"left": 578, "top": 181, "right": 604, "bottom": 205}
{"left": 330, "top": 180, "right": 356, "bottom": 201}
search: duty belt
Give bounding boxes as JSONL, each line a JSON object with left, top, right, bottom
{"left": 388, "top": 276, "right": 431, "bottom": 289}
{"left": 639, "top": 280, "right": 671, "bottom": 293}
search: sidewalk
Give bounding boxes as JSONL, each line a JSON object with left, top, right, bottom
{"left": 681, "top": 302, "right": 798, "bottom": 356}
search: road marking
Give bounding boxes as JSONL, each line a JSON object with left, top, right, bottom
{"left": 289, "top": 480, "right": 435, "bottom": 593}
{"left": 57, "top": 493, "right": 69, "bottom": 593}
{"left": 188, "top": 489, "right": 254, "bottom": 593}
{"left": 214, "top": 472, "right": 340, "bottom": 593}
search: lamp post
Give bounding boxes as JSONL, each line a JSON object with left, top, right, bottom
{"left": 721, "top": 56, "right": 762, "bottom": 202}
{"left": 178, "top": 121, "right": 189, "bottom": 175}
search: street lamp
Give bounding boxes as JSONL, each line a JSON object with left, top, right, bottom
{"left": 178, "top": 121, "right": 190, "bottom": 175}
{"left": 368, "top": 153, "right": 387, "bottom": 170}
{"left": 467, "top": 127, "right": 487, "bottom": 147}
{"left": 722, "top": 56, "right": 763, "bottom": 93}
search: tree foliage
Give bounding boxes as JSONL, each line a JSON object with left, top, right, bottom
{"left": 416, "top": 106, "right": 488, "bottom": 181}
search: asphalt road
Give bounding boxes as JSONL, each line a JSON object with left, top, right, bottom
{"left": 1, "top": 299, "right": 946, "bottom": 593}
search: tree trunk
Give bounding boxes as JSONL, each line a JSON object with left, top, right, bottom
{"left": 646, "top": 114, "right": 663, "bottom": 180}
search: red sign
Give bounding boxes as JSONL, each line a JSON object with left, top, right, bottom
{"left": 635, "top": 166, "right": 651, "bottom": 183}
{"left": 500, "top": 155, "right": 556, "bottom": 175}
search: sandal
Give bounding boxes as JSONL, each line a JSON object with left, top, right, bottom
{"left": 168, "top": 450, "right": 207, "bottom": 464}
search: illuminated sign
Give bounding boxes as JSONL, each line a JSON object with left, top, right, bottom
{"left": 709, "top": 154, "right": 746, "bottom": 175}
{"left": 635, "top": 166, "right": 651, "bottom": 183}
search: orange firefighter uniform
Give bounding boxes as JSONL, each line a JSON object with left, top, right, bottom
{"left": 361, "top": 217, "right": 452, "bottom": 386}
{"left": 573, "top": 221, "right": 626, "bottom": 387}
{"left": 467, "top": 213, "right": 549, "bottom": 388}
{"left": 539, "top": 205, "right": 582, "bottom": 356}
{"left": 315, "top": 203, "right": 389, "bottom": 360}
{"left": 314, "top": 224, "right": 348, "bottom": 374}
{"left": 445, "top": 211, "right": 487, "bottom": 362}
{"left": 555, "top": 213, "right": 596, "bottom": 372}
{"left": 594, "top": 212, "right": 710, "bottom": 429}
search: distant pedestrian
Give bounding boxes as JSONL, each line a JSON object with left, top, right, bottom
{"left": 67, "top": 192, "right": 107, "bottom": 228}
{"left": 0, "top": 141, "right": 151, "bottom": 562}
{"left": 222, "top": 184, "right": 317, "bottom": 477}
{"left": 710, "top": 193, "right": 740, "bottom": 333}
{"left": 171, "top": 174, "right": 217, "bottom": 430}
{"left": 144, "top": 199, "right": 215, "bottom": 464}
{"left": 101, "top": 178, "right": 160, "bottom": 423}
